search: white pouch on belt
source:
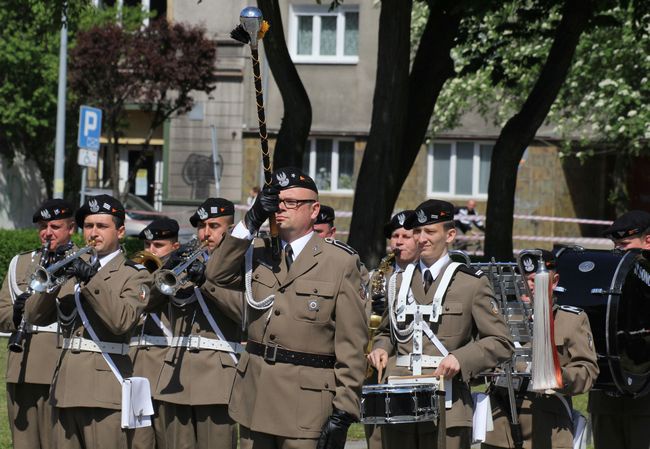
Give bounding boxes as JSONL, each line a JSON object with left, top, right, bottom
{"left": 121, "top": 377, "right": 154, "bottom": 429}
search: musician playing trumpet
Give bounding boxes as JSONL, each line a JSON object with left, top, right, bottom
{"left": 24, "top": 194, "right": 152, "bottom": 449}
{"left": 367, "top": 199, "right": 513, "bottom": 449}
{"left": 129, "top": 217, "right": 180, "bottom": 449}
{"left": 0, "top": 199, "right": 75, "bottom": 449}
{"left": 482, "top": 250, "right": 599, "bottom": 449}
{"left": 151, "top": 198, "right": 243, "bottom": 449}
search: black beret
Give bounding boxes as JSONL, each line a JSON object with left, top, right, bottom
{"left": 383, "top": 210, "right": 414, "bottom": 238}
{"left": 139, "top": 218, "right": 179, "bottom": 241}
{"left": 75, "top": 195, "right": 125, "bottom": 228}
{"left": 520, "top": 249, "right": 556, "bottom": 274}
{"left": 32, "top": 199, "right": 74, "bottom": 223}
{"left": 271, "top": 167, "right": 318, "bottom": 193}
{"left": 315, "top": 205, "right": 335, "bottom": 225}
{"left": 404, "top": 200, "right": 454, "bottom": 230}
{"left": 189, "top": 198, "right": 235, "bottom": 227}
{"left": 602, "top": 210, "right": 650, "bottom": 239}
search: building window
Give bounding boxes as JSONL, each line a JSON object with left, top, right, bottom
{"left": 427, "top": 141, "right": 493, "bottom": 198}
{"left": 302, "top": 138, "right": 356, "bottom": 192}
{"left": 289, "top": 5, "right": 359, "bottom": 64}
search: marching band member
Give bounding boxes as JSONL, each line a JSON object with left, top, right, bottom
{"left": 204, "top": 167, "right": 368, "bottom": 449}
{"left": 482, "top": 250, "right": 599, "bottom": 449}
{"left": 25, "top": 195, "right": 152, "bottom": 449}
{"left": 368, "top": 199, "right": 513, "bottom": 449}
{"left": 364, "top": 210, "right": 419, "bottom": 449}
{"left": 0, "top": 199, "right": 75, "bottom": 449}
{"left": 589, "top": 210, "right": 650, "bottom": 449}
{"left": 153, "top": 199, "right": 243, "bottom": 449}
{"left": 313, "top": 205, "right": 336, "bottom": 238}
{"left": 130, "top": 217, "right": 180, "bottom": 449}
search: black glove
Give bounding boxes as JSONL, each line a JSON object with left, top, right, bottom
{"left": 244, "top": 187, "right": 280, "bottom": 233}
{"left": 316, "top": 409, "right": 355, "bottom": 449}
{"left": 12, "top": 292, "right": 30, "bottom": 329}
{"left": 64, "top": 258, "right": 98, "bottom": 284}
{"left": 371, "top": 296, "right": 386, "bottom": 316}
{"left": 162, "top": 251, "right": 183, "bottom": 270}
{"left": 186, "top": 259, "right": 206, "bottom": 286}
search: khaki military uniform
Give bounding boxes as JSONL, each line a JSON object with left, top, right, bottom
{"left": 150, "top": 280, "right": 242, "bottom": 449}
{"left": 0, "top": 249, "right": 62, "bottom": 449}
{"left": 129, "top": 295, "right": 172, "bottom": 449}
{"left": 482, "top": 305, "right": 599, "bottom": 449}
{"left": 205, "top": 233, "right": 368, "bottom": 449}
{"left": 373, "top": 260, "right": 514, "bottom": 449}
{"left": 24, "top": 252, "right": 151, "bottom": 449}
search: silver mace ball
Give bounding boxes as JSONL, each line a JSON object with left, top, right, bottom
{"left": 240, "top": 6, "right": 263, "bottom": 50}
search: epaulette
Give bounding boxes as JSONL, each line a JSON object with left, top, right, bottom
{"left": 559, "top": 304, "right": 583, "bottom": 315}
{"left": 125, "top": 259, "right": 148, "bottom": 271}
{"left": 458, "top": 264, "right": 485, "bottom": 278}
{"left": 324, "top": 238, "right": 357, "bottom": 255}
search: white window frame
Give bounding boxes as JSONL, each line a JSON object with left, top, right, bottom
{"left": 288, "top": 4, "right": 359, "bottom": 64}
{"left": 426, "top": 140, "right": 493, "bottom": 200}
{"left": 304, "top": 138, "right": 356, "bottom": 194}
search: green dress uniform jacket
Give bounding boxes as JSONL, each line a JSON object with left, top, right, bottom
{"left": 24, "top": 252, "right": 151, "bottom": 409}
{"left": 205, "top": 233, "right": 368, "bottom": 439}
{"left": 483, "top": 305, "right": 599, "bottom": 449}
{"left": 0, "top": 249, "right": 61, "bottom": 384}
{"left": 373, "top": 260, "right": 514, "bottom": 429}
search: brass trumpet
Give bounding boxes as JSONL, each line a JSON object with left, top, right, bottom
{"left": 131, "top": 250, "right": 163, "bottom": 273}
{"left": 29, "top": 240, "right": 98, "bottom": 293}
{"left": 154, "top": 238, "right": 208, "bottom": 296}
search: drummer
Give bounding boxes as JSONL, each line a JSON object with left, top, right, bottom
{"left": 367, "top": 199, "right": 513, "bottom": 449}
{"left": 481, "top": 250, "right": 599, "bottom": 449}
{"left": 589, "top": 210, "right": 650, "bottom": 449}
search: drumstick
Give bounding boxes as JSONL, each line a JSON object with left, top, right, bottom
{"left": 378, "top": 364, "right": 383, "bottom": 383}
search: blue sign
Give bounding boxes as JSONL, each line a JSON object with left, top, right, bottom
{"left": 77, "top": 106, "right": 102, "bottom": 151}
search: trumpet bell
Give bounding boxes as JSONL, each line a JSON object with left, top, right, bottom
{"left": 154, "top": 269, "right": 180, "bottom": 296}
{"left": 29, "top": 267, "right": 52, "bottom": 293}
{"left": 131, "top": 251, "right": 163, "bottom": 273}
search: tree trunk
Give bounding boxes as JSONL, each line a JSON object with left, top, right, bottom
{"left": 483, "top": 0, "right": 594, "bottom": 260}
{"left": 347, "top": 0, "right": 412, "bottom": 268}
{"left": 257, "top": 0, "right": 312, "bottom": 168}
{"left": 348, "top": 3, "right": 462, "bottom": 267}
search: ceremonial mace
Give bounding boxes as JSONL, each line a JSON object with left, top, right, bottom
{"left": 231, "top": 7, "right": 280, "bottom": 259}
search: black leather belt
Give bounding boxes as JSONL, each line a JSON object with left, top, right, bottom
{"left": 246, "top": 340, "right": 336, "bottom": 369}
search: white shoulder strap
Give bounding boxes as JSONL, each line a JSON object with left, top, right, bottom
{"left": 194, "top": 287, "right": 238, "bottom": 363}
{"left": 148, "top": 313, "right": 173, "bottom": 339}
{"left": 431, "top": 262, "right": 463, "bottom": 322}
{"left": 74, "top": 285, "right": 123, "bottom": 384}
{"left": 396, "top": 264, "right": 416, "bottom": 322}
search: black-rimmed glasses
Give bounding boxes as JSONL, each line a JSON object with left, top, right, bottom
{"left": 280, "top": 199, "right": 316, "bottom": 209}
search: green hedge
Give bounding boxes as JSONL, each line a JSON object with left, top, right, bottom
{"left": 0, "top": 230, "right": 142, "bottom": 284}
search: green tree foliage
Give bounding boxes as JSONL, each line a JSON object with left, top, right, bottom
{"left": 0, "top": 1, "right": 87, "bottom": 196}
{"left": 68, "top": 13, "right": 218, "bottom": 200}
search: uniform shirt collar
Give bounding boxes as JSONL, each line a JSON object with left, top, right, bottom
{"left": 419, "top": 253, "right": 450, "bottom": 281}
{"left": 98, "top": 249, "right": 121, "bottom": 269}
{"left": 282, "top": 231, "right": 314, "bottom": 259}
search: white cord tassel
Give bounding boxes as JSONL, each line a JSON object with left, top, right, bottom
{"left": 531, "top": 270, "right": 560, "bottom": 391}
{"left": 244, "top": 244, "right": 274, "bottom": 310}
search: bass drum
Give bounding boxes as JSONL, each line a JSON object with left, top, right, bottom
{"left": 555, "top": 247, "right": 650, "bottom": 396}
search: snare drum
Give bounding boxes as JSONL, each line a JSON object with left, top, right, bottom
{"left": 360, "top": 383, "right": 440, "bottom": 424}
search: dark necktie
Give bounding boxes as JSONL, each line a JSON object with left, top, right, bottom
{"left": 285, "top": 244, "right": 294, "bottom": 270}
{"left": 424, "top": 270, "right": 433, "bottom": 294}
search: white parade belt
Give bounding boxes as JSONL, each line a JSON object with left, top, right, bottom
{"left": 396, "top": 354, "right": 444, "bottom": 369}
{"left": 129, "top": 334, "right": 243, "bottom": 354}
{"left": 63, "top": 337, "right": 130, "bottom": 355}
{"left": 25, "top": 323, "right": 58, "bottom": 334}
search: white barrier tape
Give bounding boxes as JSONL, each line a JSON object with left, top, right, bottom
{"left": 450, "top": 213, "right": 613, "bottom": 226}
{"left": 456, "top": 234, "right": 612, "bottom": 246}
